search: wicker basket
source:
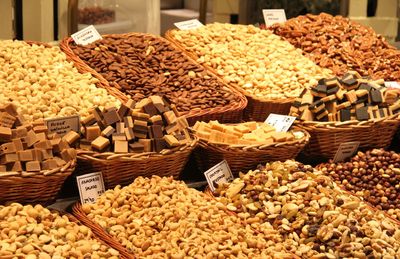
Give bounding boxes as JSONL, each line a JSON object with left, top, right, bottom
{"left": 194, "top": 126, "right": 310, "bottom": 176}
{"left": 297, "top": 114, "right": 400, "bottom": 159}
{"left": 76, "top": 137, "right": 197, "bottom": 190}
{"left": 0, "top": 160, "right": 76, "bottom": 205}
{"left": 60, "top": 33, "right": 247, "bottom": 125}
{"left": 165, "top": 30, "right": 297, "bottom": 122}
{"left": 71, "top": 204, "right": 133, "bottom": 259}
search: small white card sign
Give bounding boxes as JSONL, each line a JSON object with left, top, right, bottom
{"left": 333, "top": 142, "right": 360, "bottom": 162}
{"left": 264, "top": 113, "right": 296, "bottom": 132}
{"left": 71, "top": 25, "right": 102, "bottom": 45}
{"left": 262, "top": 9, "right": 287, "bottom": 27}
{"left": 384, "top": 81, "right": 400, "bottom": 89}
{"left": 174, "top": 19, "right": 204, "bottom": 30}
{"left": 77, "top": 172, "right": 105, "bottom": 204}
{"left": 204, "top": 160, "right": 234, "bottom": 192}
{"left": 46, "top": 115, "right": 80, "bottom": 137}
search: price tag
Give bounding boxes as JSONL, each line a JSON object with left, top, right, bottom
{"left": 46, "top": 115, "right": 80, "bottom": 137}
{"left": 262, "top": 9, "right": 287, "bottom": 27}
{"left": 174, "top": 19, "right": 204, "bottom": 30}
{"left": 77, "top": 172, "right": 105, "bottom": 204}
{"left": 264, "top": 113, "right": 296, "bottom": 132}
{"left": 384, "top": 81, "right": 400, "bottom": 89}
{"left": 333, "top": 142, "right": 360, "bottom": 162}
{"left": 71, "top": 25, "right": 102, "bottom": 45}
{"left": 204, "top": 160, "right": 233, "bottom": 192}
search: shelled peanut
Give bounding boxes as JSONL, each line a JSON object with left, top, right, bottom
{"left": 82, "top": 176, "right": 293, "bottom": 258}
{"left": 170, "top": 23, "right": 332, "bottom": 99}
{"left": 193, "top": 120, "right": 304, "bottom": 145}
{"left": 69, "top": 34, "right": 241, "bottom": 113}
{"left": 214, "top": 160, "right": 400, "bottom": 258}
{"left": 320, "top": 149, "right": 400, "bottom": 220}
{"left": 0, "top": 203, "right": 119, "bottom": 258}
{"left": 270, "top": 13, "right": 400, "bottom": 81}
{"left": 0, "top": 40, "right": 120, "bottom": 122}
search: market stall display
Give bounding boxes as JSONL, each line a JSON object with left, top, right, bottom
{"left": 319, "top": 149, "right": 400, "bottom": 220}
{"left": 0, "top": 40, "right": 120, "bottom": 122}
{"left": 211, "top": 160, "right": 400, "bottom": 258}
{"left": 0, "top": 104, "right": 76, "bottom": 204}
{"left": 166, "top": 23, "right": 332, "bottom": 121}
{"left": 73, "top": 176, "right": 293, "bottom": 258}
{"left": 193, "top": 120, "right": 309, "bottom": 175}
{"left": 76, "top": 96, "right": 197, "bottom": 189}
{"left": 289, "top": 72, "right": 400, "bottom": 159}
{"left": 0, "top": 203, "right": 120, "bottom": 258}
{"left": 61, "top": 33, "right": 247, "bottom": 125}
{"left": 270, "top": 13, "right": 400, "bottom": 81}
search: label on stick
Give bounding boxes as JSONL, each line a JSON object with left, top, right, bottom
{"left": 384, "top": 81, "right": 400, "bottom": 89}
{"left": 77, "top": 172, "right": 105, "bottom": 204}
{"left": 264, "top": 113, "right": 296, "bottom": 132}
{"left": 174, "top": 19, "right": 204, "bottom": 30}
{"left": 46, "top": 115, "right": 80, "bottom": 137}
{"left": 71, "top": 25, "right": 102, "bottom": 45}
{"left": 204, "top": 160, "right": 234, "bottom": 192}
{"left": 262, "top": 9, "right": 287, "bottom": 27}
{"left": 333, "top": 142, "right": 360, "bottom": 162}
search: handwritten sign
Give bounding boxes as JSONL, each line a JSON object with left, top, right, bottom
{"left": 77, "top": 172, "right": 105, "bottom": 204}
{"left": 262, "top": 9, "right": 287, "bottom": 27}
{"left": 204, "top": 160, "right": 233, "bottom": 192}
{"left": 333, "top": 142, "right": 360, "bottom": 162}
{"left": 71, "top": 25, "right": 102, "bottom": 45}
{"left": 174, "top": 19, "right": 204, "bottom": 30}
{"left": 46, "top": 115, "right": 80, "bottom": 137}
{"left": 265, "top": 113, "right": 296, "bottom": 132}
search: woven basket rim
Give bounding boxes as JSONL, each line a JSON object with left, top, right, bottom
{"left": 195, "top": 125, "right": 310, "bottom": 151}
{"left": 295, "top": 113, "right": 400, "bottom": 129}
{"left": 0, "top": 159, "right": 76, "bottom": 180}
{"left": 77, "top": 137, "right": 198, "bottom": 162}
{"left": 165, "top": 29, "right": 303, "bottom": 104}
{"left": 60, "top": 33, "right": 247, "bottom": 121}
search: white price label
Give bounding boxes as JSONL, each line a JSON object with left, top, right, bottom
{"left": 174, "top": 19, "right": 204, "bottom": 30}
{"left": 333, "top": 142, "right": 360, "bottom": 162}
{"left": 71, "top": 25, "right": 102, "bottom": 45}
{"left": 204, "top": 160, "right": 233, "bottom": 192}
{"left": 384, "top": 81, "right": 400, "bottom": 89}
{"left": 77, "top": 172, "right": 105, "bottom": 204}
{"left": 262, "top": 9, "right": 287, "bottom": 27}
{"left": 264, "top": 113, "right": 296, "bottom": 132}
{"left": 46, "top": 115, "right": 80, "bottom": 137}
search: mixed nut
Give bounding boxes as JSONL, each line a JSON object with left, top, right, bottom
{"left": 170, "top": 23, "right": 332, "bottom": 100}
{"left": 0, "top": 203, "right": 119, "bottom": 258}
{"left": 320, "top": 149, "right": 400, "bottom": 220}
{"left": 81, "top": 176, "right": 293, "bottom": 258}
{"left": 214, "top": 160, "right": 400, "bottom": 258}
{"left": 270, "top": 13, "right": 400, "bottom": 81}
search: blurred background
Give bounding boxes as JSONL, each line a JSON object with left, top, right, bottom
{"left": 0, "top": 0, "right": 398, "bottom": 43}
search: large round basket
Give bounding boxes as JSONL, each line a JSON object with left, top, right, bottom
{"left": 165, "top": 30, "right": 299, "bottom": 122}
{"left": 298, "top": 114, "right": 400, "bottom": 159}
{"left": 76, "top": 137, "right": 197, "bottom": 190}
{"left": 0, "top": 160, "right": 76, "bottom": 205}
{"left": 59, "top": 33, "right": 247, "bottom": 126}
{"left": 194, "top": 126, "right": 310, "bottom": 176}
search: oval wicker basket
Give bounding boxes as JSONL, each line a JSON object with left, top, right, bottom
{"left": 193, "top": 126, "right": 310, "bottom": 176}
{"left": 297, "top": 114, "right": 400, "bottom": 159}
{"left": 165, "top": 30, "right": 300, "bottom": 122}
{"left": 0, "top": 160, "right": 76, "bottom": 205}
{"left": 76, "top": 137, "right": 197, "bottom": 190}
{"left": 59, "top": 33, "right": 247, "bottom": 126}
